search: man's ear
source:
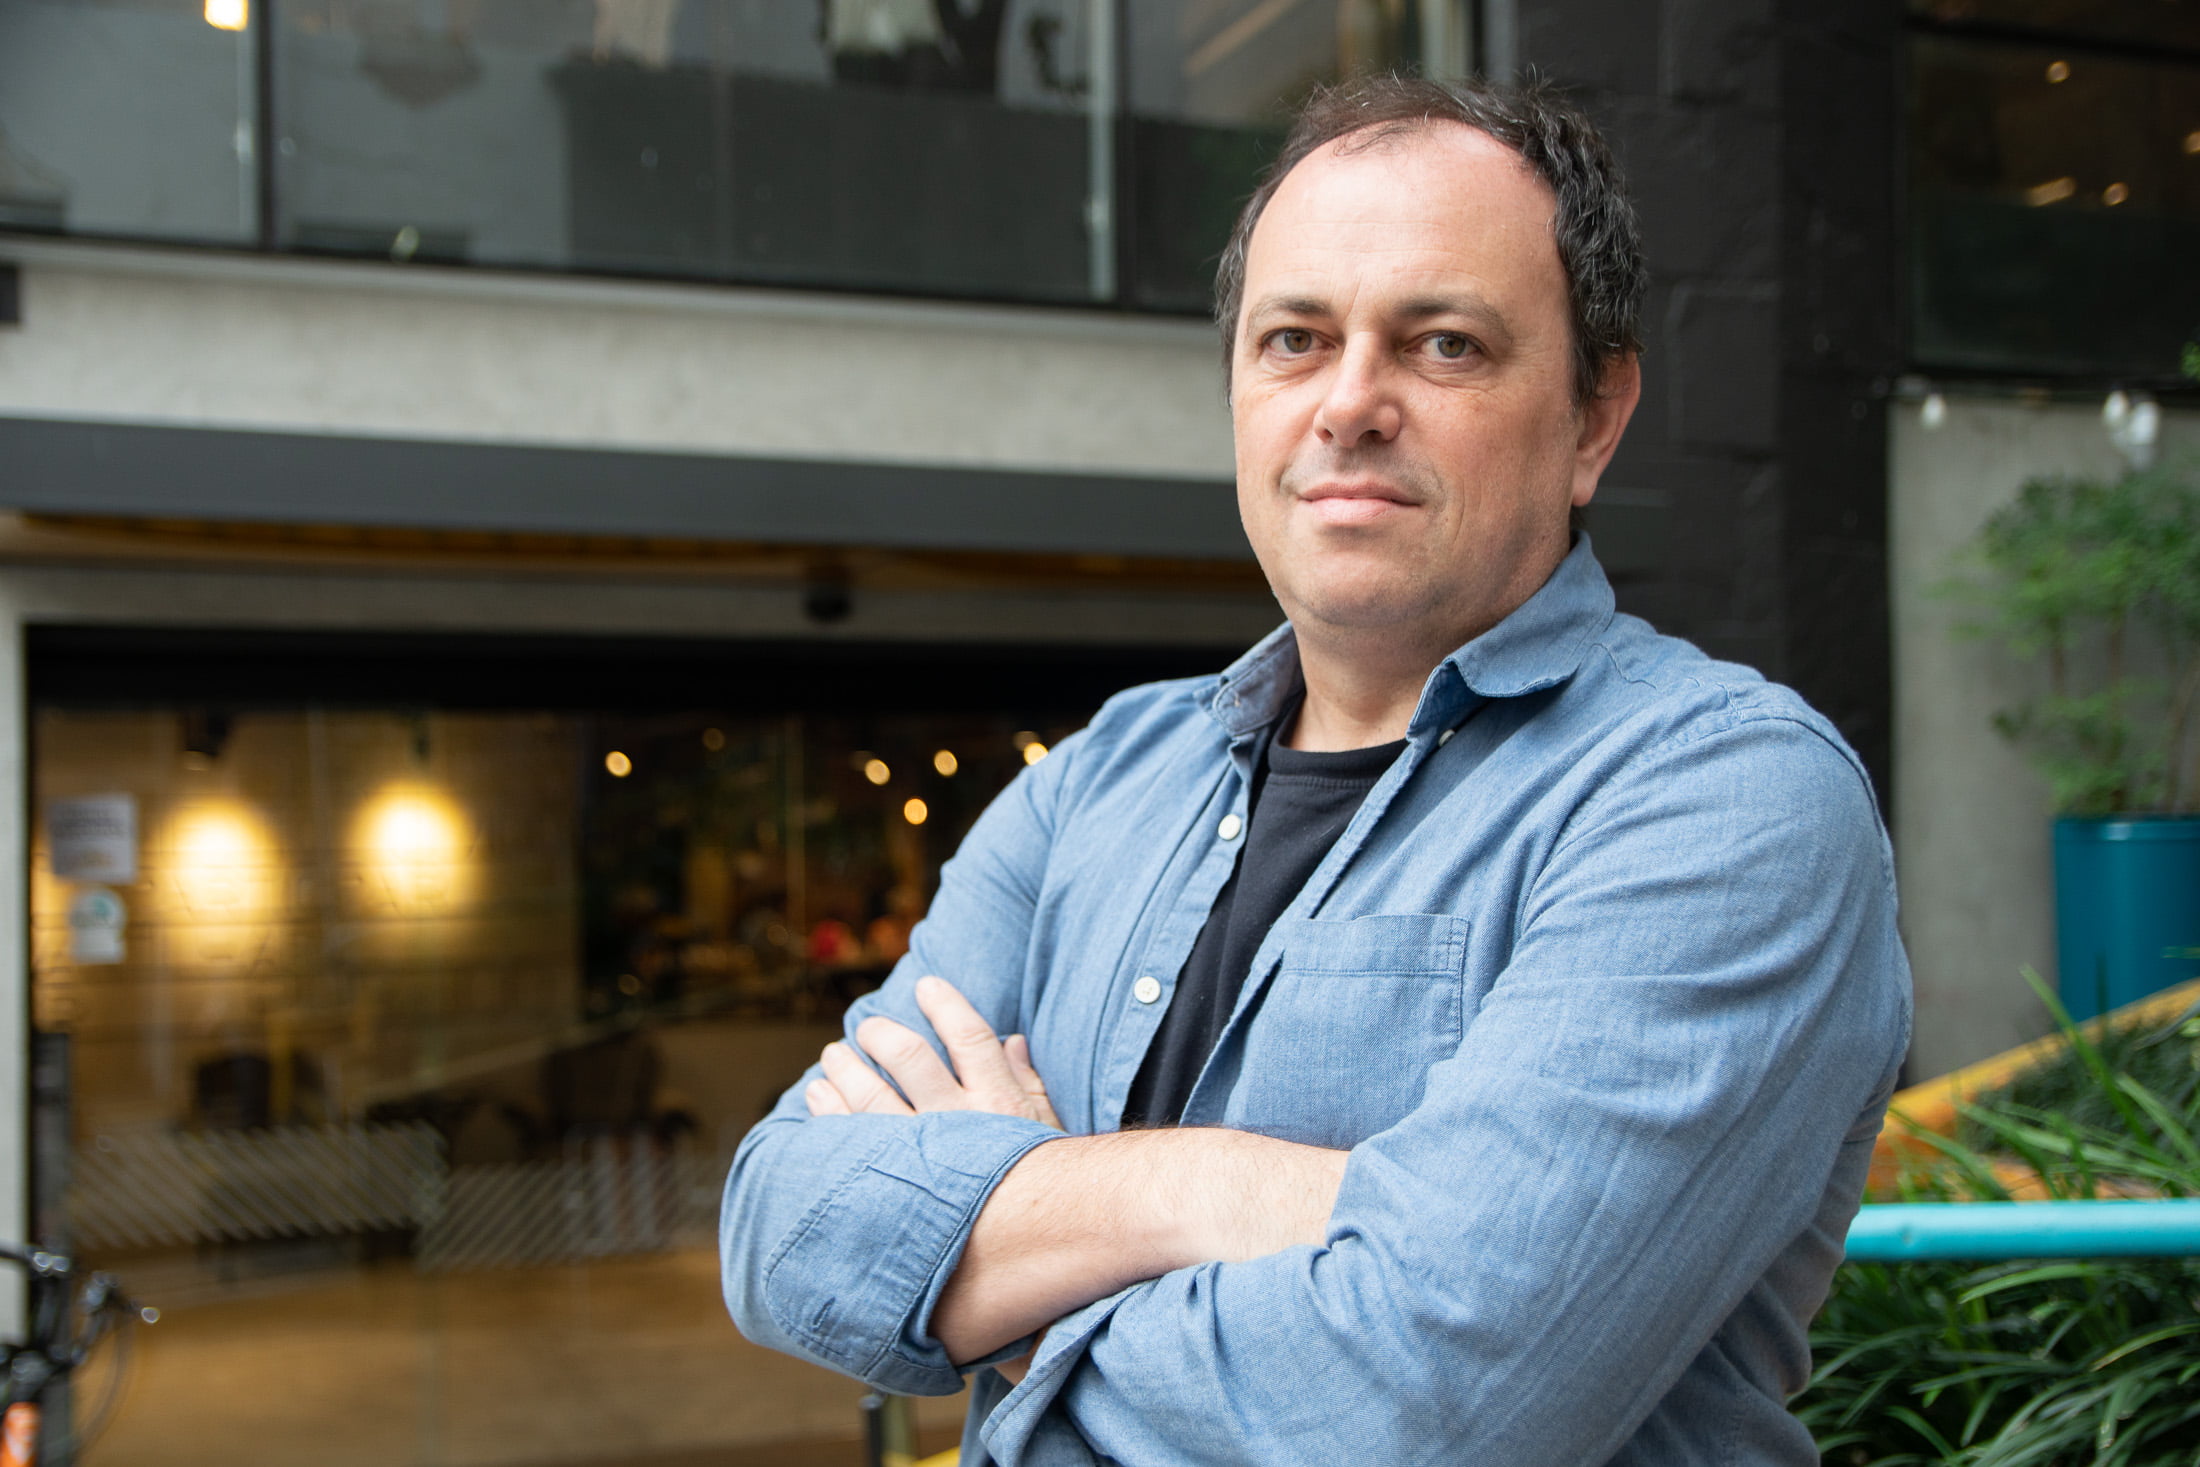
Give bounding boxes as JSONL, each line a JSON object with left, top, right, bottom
{"left": 1570, "top": 355, "right": 1642, "bottom": 509}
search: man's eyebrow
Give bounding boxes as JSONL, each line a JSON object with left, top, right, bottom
{"left": 1243, "top": 294, "right": 1329, "bottom": 322}
{"left": 1394, "top": 296, "right": 1511, "bottom": 337}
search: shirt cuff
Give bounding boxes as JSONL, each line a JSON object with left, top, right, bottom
{"left": 762, "top": 1109, "right": 1059, "bottom": 1395}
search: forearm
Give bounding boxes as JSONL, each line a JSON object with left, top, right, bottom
{"left": 932, "top": 1127, "right": 1348, "bottom": 1363}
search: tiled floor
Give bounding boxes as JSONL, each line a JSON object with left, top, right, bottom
{"left": 81, "top": 1249, "right": 968, "bottom": 1467}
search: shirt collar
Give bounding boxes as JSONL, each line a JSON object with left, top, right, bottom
{"left": 1202, "top": 534, "right": 1617, "bottom": 742}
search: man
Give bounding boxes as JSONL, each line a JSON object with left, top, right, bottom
{"left": 722, "top": 75, "right": 1909, "bottom": 1466}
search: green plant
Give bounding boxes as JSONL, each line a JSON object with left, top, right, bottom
{"left": 1944, "top": 465, "right": 2200, "bottom": 812}
{"left": 1798, "top": 977, "right": 2200, "bottom": 1464}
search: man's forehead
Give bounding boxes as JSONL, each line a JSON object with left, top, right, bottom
{"left": 1242, "top": 123, "right": 1561, "bottom": 301}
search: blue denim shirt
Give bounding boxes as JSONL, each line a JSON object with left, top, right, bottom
{"left": 721, "top": 539, "right": 1911, "bottom": 1466}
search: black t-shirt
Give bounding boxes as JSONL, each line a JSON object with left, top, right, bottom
{"left": 1120, "top": 726, "right": 1405, "bottom": 1128}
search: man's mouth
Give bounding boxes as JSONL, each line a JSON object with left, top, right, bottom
{"left": 1297, "top": 482, "right": 1420, "bottom": 527}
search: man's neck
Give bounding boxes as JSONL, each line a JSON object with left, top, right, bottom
{"left": 1282, "top": 628, "right": 1451, "bottom": 752}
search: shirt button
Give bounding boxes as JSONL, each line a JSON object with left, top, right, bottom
{"left": 1133, "top": 975, "right": 1162, "bottom": 1004}
{"left": 1218, "top": 813, "right": 1242, "bottom": 841}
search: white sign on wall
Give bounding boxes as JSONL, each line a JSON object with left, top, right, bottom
{"left": 48, "top": 794, "right": 138, "bottom": 883}
{"left": 68, "top": 886, "right": 126, "bottom": 965}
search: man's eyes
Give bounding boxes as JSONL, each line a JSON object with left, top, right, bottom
{"left": 1257, "top": 328, "right": 1481, "bottom": 361}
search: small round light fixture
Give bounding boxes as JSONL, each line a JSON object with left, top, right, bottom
{"left": 933, "top": 749, "right": 959, "bottom": 777}
{"left": 2045, "top": 59, "right": 2070, "bottom": 83}
{"left": 605, "top": 751, "right": 633, "bottom": 777}
{"left": 864, "top": 758, "right": 891, "bottom": 786}
{"left": 1022, "top": 741, "right": 1049, "bottom": 766}
{"left": 2102, "top": 181, "right": 2129, "bottom": 206}
{"left": 903, "top": 798, "right": 929, "bottom": 826}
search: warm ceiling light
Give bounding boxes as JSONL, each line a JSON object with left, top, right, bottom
{"left": 2102, "top": 181, "right": 2129, "bottom": 206}
{"left": 903, "top": 798, "right": 929, "bottom": 825}
{"left": 2045, "top": 59, "right": 2070, "bottom": 83}
{"left": 2024, "top": 176, "right": 2076, "bottom": 206}
{"left": 1022, "top": 741, "right": 1049, "bottom": 766}
{"left": 204, "top": 0, "right": 248, "bottom": 30}
{"left": 864, "top": 758, "right": 891, "bottom": 786}
{"left": 605, "top": 751, "right": 632, "bottom": 777}
{"left": 933, "top": 749, "right": 959, "bottom": 777}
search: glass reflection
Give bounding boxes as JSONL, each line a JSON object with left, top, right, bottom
{"left": 0, "top": 0, "right": 258, "bottom": 241}
{"left": 274, "top": 0, "right": 1102, "bottom": 299}
{"left": 1909, "top": 32, "right": 2200, "bottom": 375}
{"left": 31, "top": 703, "right": 1077, "bottom": 1462}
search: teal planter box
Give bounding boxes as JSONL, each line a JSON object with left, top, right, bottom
{"left": 2052, "top": 816, "right": 2200, "bottom": 1024}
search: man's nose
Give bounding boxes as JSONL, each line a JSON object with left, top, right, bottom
{"left": 1311, "top": 338, "right": 1402, "bottom": 448}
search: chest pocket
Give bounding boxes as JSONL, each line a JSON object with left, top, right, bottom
{"left": 1219, "top": 912, "right": 1472, "bottom": 1150}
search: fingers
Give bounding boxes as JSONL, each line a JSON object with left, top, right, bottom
{"left": 804, "top": 1077, "right": 851, "bottom": 1116}
{"left": 914, "top": 975, "right": 1020, "bottom": 1097}
{"left": 853, "top": 1013, "right": 967, "bottom": 1110}
{"left": 1005, "top": 1033, "right": 1062, "bottom": 1130}
{"left": 819, "top": 1038, "right": 914, "bottom": 1116}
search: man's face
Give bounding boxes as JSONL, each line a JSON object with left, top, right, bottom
{"left": 1230, "top": 124, "right": 1637, "bottom": 648}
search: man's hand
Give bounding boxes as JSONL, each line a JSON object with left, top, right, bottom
{"left": 805, "top": 974, "right": 1061, "bottom": 1129}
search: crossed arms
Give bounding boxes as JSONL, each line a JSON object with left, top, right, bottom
{"left": 803, "top": 974, "right": 1349, "bottom": 1365}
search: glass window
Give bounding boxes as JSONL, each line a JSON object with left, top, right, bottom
{"left": 0, "top": 0, "right": 257, "bottom": 242}
{"left": 1123, "top": 0, "right": 1470, "bottom": 310}
{"left": 27, "top": 631, "right": 1220, "bottom": 1463}
{"left": 1909, "top": 0, "right": 2200, "bottom": 54}
{"left": 275, "top": 0, "right": 1105, "bottom": 300}
{"left": 1908, "top": 32, "right": 2200, "bottom": 376}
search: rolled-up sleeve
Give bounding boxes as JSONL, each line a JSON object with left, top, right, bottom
{"left": 980, "top": 717, "right": 1912, "bottom": 1465}
{"left": 718, "top": 728, "right": 1088, "bottom": 1394}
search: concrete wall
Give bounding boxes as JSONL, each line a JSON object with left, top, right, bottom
{"left": 1891, "top": 394, "right": 2200, "bottom": 1079}
{"left": 0, "top": 238, "right": 1232, "bottom": 482}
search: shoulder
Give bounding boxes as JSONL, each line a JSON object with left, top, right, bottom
{"left": 1567, "top": 612, "right": 1875, "bottom": 800}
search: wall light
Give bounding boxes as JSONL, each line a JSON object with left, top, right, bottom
{"left": 205, "top": 0, "right": 248, "bottom": 31}
{"left": 157, "top": 799, "right": 284, "bottom": 970}
{"left": 352, "top": 783, "right": 474, "bottom": 914}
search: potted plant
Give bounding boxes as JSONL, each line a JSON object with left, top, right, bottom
{"left": 1946, "top": 443, "right": 2200, "bottom": 1021}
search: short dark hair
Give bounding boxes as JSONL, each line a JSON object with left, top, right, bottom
{"left": 1214, "top": 74, "right": 1646, "bottom": 406}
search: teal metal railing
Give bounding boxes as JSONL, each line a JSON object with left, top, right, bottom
{"left": 1845, "top": 1200, "right": 2200, "bottom": 1261}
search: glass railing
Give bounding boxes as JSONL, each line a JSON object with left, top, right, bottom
{"left": 0, "top": 0, "right": 1471, "bottom": 313}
